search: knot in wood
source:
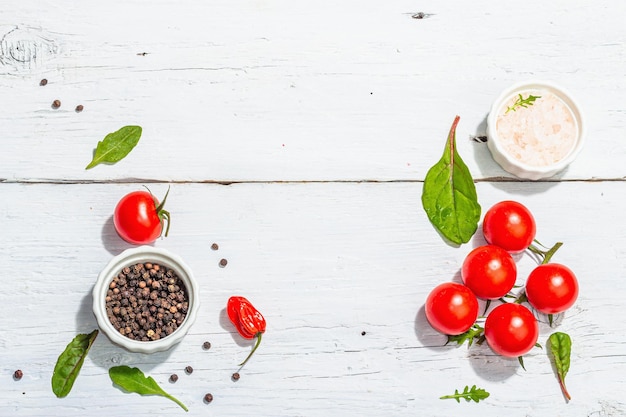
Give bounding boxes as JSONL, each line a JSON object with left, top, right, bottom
{"left": 0, "top": 26, "right": 57, "bottom": 73}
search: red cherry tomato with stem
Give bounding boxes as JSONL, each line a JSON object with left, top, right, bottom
{"left": 462, "top": 245, "right": 517, "bottom": 300}
{"left": 484, "top": 303, "right": 538, "bottom": 358}
{"left": 114, "top": 187, "right": 171, "bottom": 245}
{"left": 483, "top": 201, "right": 536, "bottom": 253}
{"left": 425, "top": 282, "right": 479, "bottom": 336}
{"left": 525, "top": 263, "right": 579, "bottom": 315}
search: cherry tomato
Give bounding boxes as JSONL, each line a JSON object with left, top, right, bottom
{"left": 482, "top": 201, "right": 536, "bottom": 253}
{"left": 484, "top": 303, "right": 538, "bottom": 357}
{"left": 113, "top": 188, "right": 171, "bottom": 245}
{"left": 461, "top": 245, "right": 517, "bottom": 300}
{"left": 425, "top": 282, "right": 478, "bottom": 336}
{"left": 525, "top": 263, "right": 579, "bottom": 314}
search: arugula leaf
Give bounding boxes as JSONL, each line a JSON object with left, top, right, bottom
{"left": 85, "top": 125, "right": 142, "bottom": 169}
{"left": 421, "top": 116, "right": 481, "bottom": 245}
{"left": 505, "top": 93, "right": 541, "bottom": 113}
{"left": 109, "top": 365, "right": 188, "bottom": 412}
{"left": 548, "top": 332, "right": 572, "bottom": 400}
{"left": 440, "top": 385, "right": 490, "bottom": 403}
{"left": 51, "top": 330, "right": 99, "bottom": 398}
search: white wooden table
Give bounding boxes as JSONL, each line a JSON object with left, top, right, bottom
{"left": 2, "top": 1, "right": 625, "bottom": 416}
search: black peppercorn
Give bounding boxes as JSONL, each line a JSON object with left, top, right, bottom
{"left": 232, "top": 372, "right": 240, "bottom": 381}
{"left": 204, "top": 393, "right": 213, "bottom": 403}
{"left": 105, "top": 262, "right": 188, "bottom": 341}
{"left": 39, "top": 79, "right": 48, "bottom": 86}
{"left": 219, "top": 258, "right": 228, "bottom": 268}
{"left": 211, "top": 243, "right": 219, "bottom": 250}
{"left": 13, "top": 370, "right": 23, "bottom": 380}
{"left": 169, "top": 374, "right": 178, "bottom": 383}
{"left": 52, "top": 100, "right": 61, "bottom": 109}
{"left": 75, "top": 104, "right": 84, "bottom": 112}
{"left": 185, "top": 366, "right": 193, "bottom": 374}
{"left": 202, "top": 341, "right": 211, "bottom": 350}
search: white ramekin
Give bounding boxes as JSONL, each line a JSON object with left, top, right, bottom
{"left": 486, "top": 80, "right": 586, "bottom": 180}
{"left": 92, "top": 246, "right": 199, "bottom": 354}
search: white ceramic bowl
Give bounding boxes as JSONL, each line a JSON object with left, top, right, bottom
{"left": 92, "top": 246, "right": 199, "bottom": 353}
{"left": 486, "top": 80, "right": 586, "bottom": 180}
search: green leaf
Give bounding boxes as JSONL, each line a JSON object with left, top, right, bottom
{"left": 440, "top": 385, "right": 490, "bottom": 403}
{"left": 85, "top": 125, "right": 142, "bottom": 169}
{"left": 505, "top": 94, "right": 541, "bottom": 114}
{"left": 422, "top": 116, "right": 481, "bottom": 244}
{"left": 51, "top": 329, "right": 99, "bottom": 398}
{"left": 109, "top": 365, "right": 188, "bottom": 412}
{"left": 548, "top": 332, "right": 572, "bottom": 400}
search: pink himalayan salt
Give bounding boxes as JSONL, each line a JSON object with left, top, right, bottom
{"left": 496, "top": 90, "right": 578, "bottom": 167}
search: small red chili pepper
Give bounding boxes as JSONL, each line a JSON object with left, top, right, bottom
{"left": 227, "top": 296, "right": 266, "bottom": 367}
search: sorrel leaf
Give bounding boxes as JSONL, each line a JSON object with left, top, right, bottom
{"left": 85, "top": 125, "right": 142, "bottom": 169}
{"left": 109, "top": 365, "right": 188, "bottom": 411}
{"left": 421, "top": 116, "right": 481, "bottom": 244}
{"left": 51, "top": 329, "right": 99, "bottom": 398}
{"left": 548, "top": 332, "right": 572, "bottom": 400}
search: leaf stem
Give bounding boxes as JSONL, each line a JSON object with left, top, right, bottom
{"left": 559, "top": 377, "right": 572, "bottom": 401}
{"left": 165, "top": 393, "right": 189, "bottom": 412}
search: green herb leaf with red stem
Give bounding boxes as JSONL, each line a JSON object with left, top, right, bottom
{"left": 421, "top": 116, "right": 481, "bottom": 245}
{"left": 548, "top": 332, "right": 572, "bottom": 401}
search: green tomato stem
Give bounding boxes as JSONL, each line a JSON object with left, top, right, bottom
{"left": 154, "top": 186, "right": 171, "bottom": 237}
{"left": 528, "top": 241, "right": 563, "bottom": 265}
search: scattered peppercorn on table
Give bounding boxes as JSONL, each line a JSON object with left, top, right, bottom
{"left": 2, "top": 1, "right": 626, "bottom": 416}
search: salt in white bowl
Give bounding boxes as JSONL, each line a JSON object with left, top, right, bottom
{"left": 486, "top": 80, "right": 586, "bottom": 180}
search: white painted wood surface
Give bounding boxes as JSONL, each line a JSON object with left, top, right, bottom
{"left": 1, "top": 1, "right": 625, "bottom": 416}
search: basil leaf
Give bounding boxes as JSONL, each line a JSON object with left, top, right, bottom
{"left": 51, "top": 329, "right": 99, "bottom": 398}
{"left": 109, "top": 365, "right": 188, "bottom": 412}
{"left": 421, "top": 116, "right": 481, "bottom": 244}
{"left": 548, "top": 332, "right": 572, "bottom": 400}
{"left": 85, "top": 125, "right": 142, "bottom": 169}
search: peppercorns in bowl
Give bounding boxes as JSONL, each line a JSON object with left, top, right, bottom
{"left": 92, "top": 246, "right": 199, "bottom": 353}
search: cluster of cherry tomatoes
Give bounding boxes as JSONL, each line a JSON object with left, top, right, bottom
{"left": 425, "top": 200, "right": 579, "bottom": 358}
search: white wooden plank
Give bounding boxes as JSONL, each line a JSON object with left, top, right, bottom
{"left": 0, "top": 1, "right": 625, "bottom": 182}
{"left": 1, "top": 181, "right": 624, "bottom": 416}
{"left": 2, "top": 1, "right": 625, "bottom": 416}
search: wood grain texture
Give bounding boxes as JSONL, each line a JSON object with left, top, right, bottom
{"left": 2, "top": 1, "right": 626, "bottom": 416}
{"left": 0, "top": 1, "right": 625, "bottom": 182}
{"left": 1, "top": 182, "right": 626, "bottom": 416}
